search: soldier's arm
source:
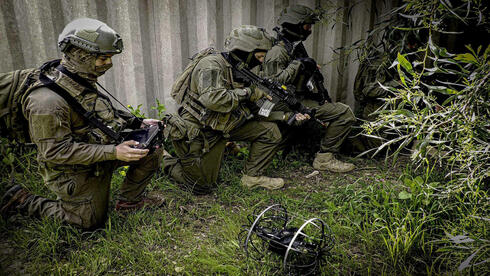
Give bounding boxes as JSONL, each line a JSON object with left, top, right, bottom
{"left": 262, "top": 46, "right": 302, "bottom": 84}
{"left": 23, "top": 88, "right": 117, "bottom": 165}
{"left": 195, "top": 60, "right": 250, "bottom": 113}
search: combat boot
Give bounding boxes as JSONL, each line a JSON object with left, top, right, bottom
{"left": 312, "top": 152, "right": 355, "bottom": 173}
{"left": 241, "top": 175, "right": 284, "bottom": 190}
{"left": 1, "top": 185, "right": 33, "bottom": 218}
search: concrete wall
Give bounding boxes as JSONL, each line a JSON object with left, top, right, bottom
{"left": 0, "top": 0, "right": 397, "bottom": 116}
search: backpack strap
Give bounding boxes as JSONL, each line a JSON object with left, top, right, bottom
{"left": 38, "top": 72, "right": 123, "bottom": 143}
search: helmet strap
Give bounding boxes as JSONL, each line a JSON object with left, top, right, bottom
{"left": 229, "top": 51, "right": 258, "bottom": 69}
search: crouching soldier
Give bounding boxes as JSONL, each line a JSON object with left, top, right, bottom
{"left": 261, "top": 5, "right": 357, "bottom": 172}
{"left": 1, "top": 18, "right": 164, "bottom": 230}
{"left": 163, "top": 25, "right": 284, "bottom": 194}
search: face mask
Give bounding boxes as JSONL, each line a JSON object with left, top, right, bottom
{"left": 94, "top": 63, "right": 113, "bottom": 76}
{"left": 61, "top": 48, "right": 100, "bottom": 81}
{"left": 282, "top": 23, "right": 312, "bottom": 41}
{"left": 300, "top": 29, "right": 312, "bottom": 40}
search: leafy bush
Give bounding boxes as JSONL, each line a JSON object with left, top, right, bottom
{"left": 357, "top": 0, "right": 489, "bottom": 272}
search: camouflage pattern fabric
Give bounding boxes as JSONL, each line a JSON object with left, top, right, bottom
{"left": 163, "top": 54, "right": 282, "bottom": 194}
{"left": 261, "top": 42, "right": 356, "bottom": 154}
{"left": 61, "top": 47, "right": 108, "bottom": 82}
{"left": 23, "top": 149, "right": 163, "bottom": 229}
{"left": 350, "top": 52, "right": 399, "bottom": 152}
{"left": 19, "top": 59, "right": 161, "bottom": 229}
{"left": 353, "top": 52, "right": 397, "bottom": 119}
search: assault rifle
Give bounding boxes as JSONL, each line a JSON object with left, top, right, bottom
{"left": 230, "top": 59, "right": 325, "bottom": 127}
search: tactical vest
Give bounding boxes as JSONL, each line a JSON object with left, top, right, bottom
{"left": 172, "top": 50, "right": 251, "bottom": 134}
{"left": 24, "top": 63, "right": 128, "bottom": 145}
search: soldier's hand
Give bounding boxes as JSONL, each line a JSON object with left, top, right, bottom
{"left": 141, "top": 119, "right": 161, "bottom": 128}
{"left": 249, "top": 86, "right": 272, "bottom": 103}
{"left": 294, "top": 113, "right": 311, "bottom": 126}
{"left": 116, "top": 140, "right": 149, "bottom": 162}
{"left": 285, "top": 112, "right": 310, "bottom": 126}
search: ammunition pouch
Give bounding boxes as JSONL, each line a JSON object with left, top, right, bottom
{"left": 180, "top": 88, "right": 251, "bottom": 135}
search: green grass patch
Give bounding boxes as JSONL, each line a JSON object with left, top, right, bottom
{"left": 0, "top": 145, "right": 488, "bottom": 274}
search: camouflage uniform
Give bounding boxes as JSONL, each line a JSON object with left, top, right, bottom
{"left": 164, "top": 26, "right": 283, "bottom": 194}
{"left": 351, "top": 52, "right": 399, "bottom": 152}
{"left": 5, "top": 18, "right": 163, "bottom": 229}
{"left": 261, "top": 5, "right": 356, "bottom": 172}
{"left": 353, "top": 52, "right": 397, "bottom": 121}
{"left": 262, "top": 41, "right": 356, "bottom": 154}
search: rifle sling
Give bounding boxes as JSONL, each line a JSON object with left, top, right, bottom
{"left": 38, "top": 72, "right": 123, "bottom": 142}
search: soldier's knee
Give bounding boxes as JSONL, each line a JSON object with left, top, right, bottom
{"left": 336, "top": 103, "right": 356, "bottom": 126}
{"left": 180, "top": 157, "right": 218, "bottom": 194}
{"left": 344, "top": 107, "right": 357, "bottom": 126}
{"left": 62, "top": 199, "right": 107, "bottom": 230}
{"left": 260, "top": 122, "right": 282, "bottom": 144}
{"left": 139, "top": 147, "right": 165, "bottom": 172}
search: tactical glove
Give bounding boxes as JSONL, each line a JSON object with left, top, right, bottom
{"left": 297, "top": 57, "right": 317, "bottom": 73}
{"left": 248, "top": 85, "right": 267, "bottom": 103}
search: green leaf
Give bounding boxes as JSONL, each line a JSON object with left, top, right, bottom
{"left": 2, "top": 157, "right": 12, "bottom": 165}
{"left": 397, "top": 52, "right": 414, "bottom": 75}
{"left": 403, "top": 178, "right": 414, "bottom": 186}
{"left": 423, "top": 83, "right": 459, "bottom": 95}
{"left": 397, "top": 63, "right": 407, "bottom": 87}
{"left": 398, "top": 191, "right": 412, "bottom": 200}
{"left": 392, "top": 26, "right": 427, "bottom": 31}
{"left": 484, "top": 44, "right": 490, "bottom": 61}
{"left": 438, "top": 47, "right": 453, "bottom": 58}
{"left": 454, "top": 53, "right": 478, "bottom": 65}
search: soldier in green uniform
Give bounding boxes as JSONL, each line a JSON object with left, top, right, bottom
{"left": 1, "top": 18, "right": 164, "bottom": 229}
{"left": 261, "top": 5, "right": 356, "bottom": 172}
{"left": 163, "top": 25, "right": 284, "bottom": 194}
{"left": 351, "top": 50, "right": 398, "bottom": 151}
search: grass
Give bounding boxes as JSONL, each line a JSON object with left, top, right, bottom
{"left": 0, "top": 145, "right": 488, "bottom": 275}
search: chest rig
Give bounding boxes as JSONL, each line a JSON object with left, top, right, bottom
{"left": 182, "top": 54, "right": 252, "bottom": 134}
{"left": 26, "top": 60, "right": 128, "bottom": 145}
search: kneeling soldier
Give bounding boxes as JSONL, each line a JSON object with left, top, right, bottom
{"left": 261, "top": 5, "right": 356, "bottom": 172}
{"left": 164, "top": 25, "right": 284, "bottom": 194}
{"left": 1, "top": 18, "right": 164, "bottom": 229}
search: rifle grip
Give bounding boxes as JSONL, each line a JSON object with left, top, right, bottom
{"left": 287, "top": 114, "right": 297, "bottom": 125}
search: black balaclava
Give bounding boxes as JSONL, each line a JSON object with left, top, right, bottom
{"left": 281, "top": 22, "right": 312, "bottom": 42}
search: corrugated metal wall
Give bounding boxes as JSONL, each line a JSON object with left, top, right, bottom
{"left": 0, "top": 0, "right": 396, "bottom": 115}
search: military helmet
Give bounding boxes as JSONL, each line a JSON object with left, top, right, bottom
{"left": 278, "top": 5, "right": 319, "bottom": 25}
{"left": 58, "top": 18, "right": 123, "bottom": 54}
{"left": 224, "top": 25, "right": 273, "bottom": 52}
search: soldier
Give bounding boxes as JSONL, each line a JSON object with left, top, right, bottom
{"left": 0, "top": 18, "right": 164, "bottom": 229}
{"left": 261, "top": 5, "right": 356, "bottom": 172}
{"left": 163, "top": 25, "right": 284, "bottom": 194}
